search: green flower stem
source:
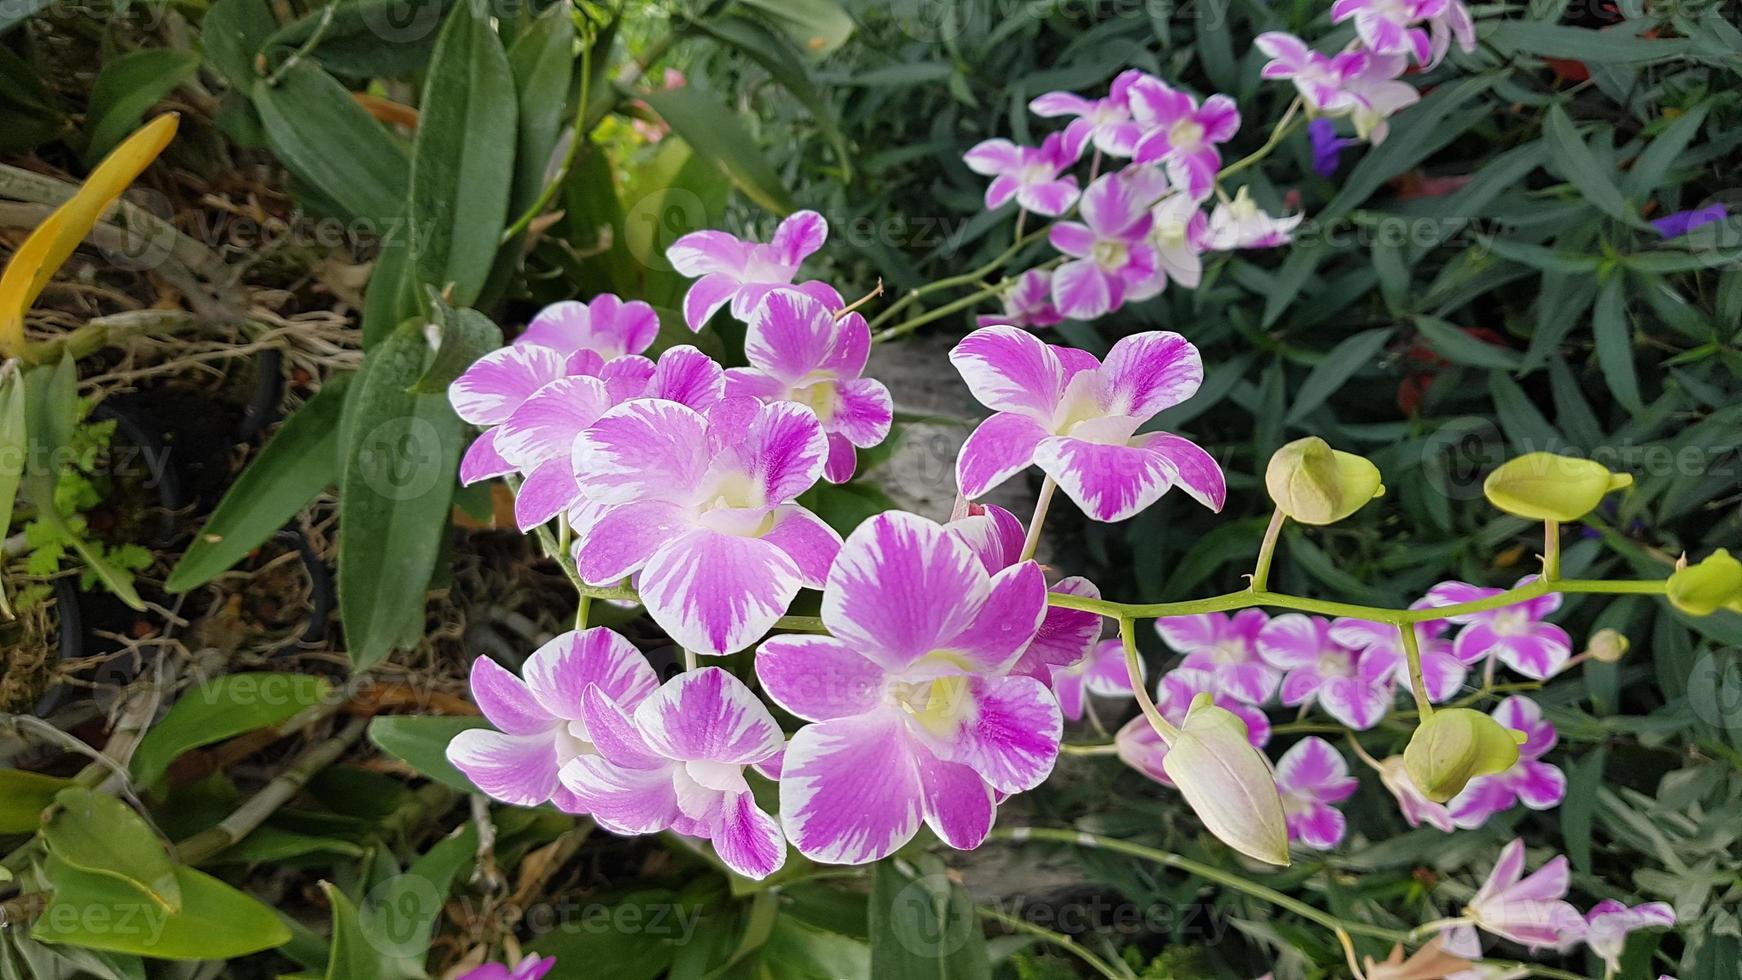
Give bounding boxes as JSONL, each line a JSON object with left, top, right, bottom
{"left": 977, "top": 904, "right": 1130, "bottom": 980}
{"left": 1398, "top": 622, "right": 1434, "bottom": 718}
{"left": 501, "top": 39, "right": 593, "bottom": 244}
{"left": 1250, "top": 507, "right": 1286, "bottom": 592}
{"left": 1059, "top": 741, "right": 1120, "bottom": 755}
{"left": 871, "top": 279, "right": 1009, "bottom": 344}
{"left": 1216, "top": 96, "right": 1304, "bottom": 182}
{"left": 1121, "top": 617, "right": 1180, "bottom": 742}
{"left": 1543, "top": 520, "right": 1561, "bottom": 581}
{"left": 1019, "top": 476, "right": 1058, "bottom": 562}
{"left": 866, "top": 228, "right": 1051, "bottom": 333}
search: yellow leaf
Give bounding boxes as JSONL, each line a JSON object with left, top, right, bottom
{"left": 0, "top": 113, "right": 179, "bottom": 355}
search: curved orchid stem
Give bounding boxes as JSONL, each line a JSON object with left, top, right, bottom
{"left": 1019, "top": 476, "right": 1057, "bottom": 562}
{"left": 1217, "top": 95, "right": 1304, "bottom": 182}
{"left": 1120, "top": 616, "right": 1180, "bottom": 742}
{"left": 977, "top": 904, "right": 1128, "bottom": 980}
{"left": 1543, "top": 520, "right": 1561, "bottom": 581}
{"left": 1250, "top": 507, "right": 1286, "bottom": 591}
{"left": 1398, "top": 622, "right": 1435, "bottom": 718}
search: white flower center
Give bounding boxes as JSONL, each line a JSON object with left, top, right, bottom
{"left": 1316, "top": 649, "right": 1355, "bottom": 679}
{"left": 1169, "top": 119, "right": 1205, "bottom": 150}
{"left": 1091, "top": 240, "right": 1128, "bottom": 269}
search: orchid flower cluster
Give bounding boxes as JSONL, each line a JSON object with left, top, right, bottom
{"left": 951, "top": 2, "right": 1475, "bottom": 331}
{"left": 433, "top": 63, "right": 1737, "bottom": 975}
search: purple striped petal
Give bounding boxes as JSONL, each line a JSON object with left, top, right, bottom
{"left": 1034, "top": 436, "right": 1174, "bottom": 522}
{"left": 514, "top": 458, "right": 582, "bottom": 531}
{"left": 943, "top": 674, "right": 1061, "bottom": 793}
{"left": 1048, "top": 222, "right": 1097, "bottom": 258}
{"left": 1049, "top": 259, "right": 1116, "bottom": 320}
{"left": 956, "top": 412, "right": 1049, "bottom": 499}
{"left": 573, "top": 399, "right": 711, "bottom": 505}
{"left": 639, "top": 530, "right": 803, "bottom": 655}
{"left": 833, "top": 377, "right": 893, "bottom": 448}
{"left": 722, "top": 402, "right": 828, "bottom": 506}
{"left": 1114, "top": 715, "right": 1171, "bottom": 784}
{"left": 1016, "top": 179, "right": 1079, "bottom": 217}
{"left": 755, "top": 635, "right": 887, "bottom": 722}
{"left": 523, "top": 627, "right": 660, "bottom": 726}
{"left": 744, "top": 291, "right": 837, "bottom": 384}
{"left": 949, "top": 325, "right": 1069, "bottom": 418}
{"left": 577, "top": 685, "right": 665, "bottom": 768}
{"left": 1012, "top": 575, "right": 1102, "bottom": 680}
{"left": 1510, "top": 760, "right": 1566, "bottom": 810}
{"left": 780, "top": 711, "right": 923, "bottom": 864}
{"left": 711, "top": 790, "right": 786, "bottom": 879}
{"left": 447, "top": 730, "right": 561, "bottom": 806}
{"left": 450, "top": 345, "right": 569, "bottom": 425}
{"left": 1287, "top": 801, "right": 1346, "bottom": 850}
{"left": 823, "top": 433, "right": 857, "bottom": 483}
{"left": 681, "top": 273, "right": 740, "bottom": 332}
{"left": 1257, "top": 614, "right": 1330, "bottom": 669}
{"left": 667, "top": 230, "right": 747, "bottom": 276}
{"left": 573, "top": 499, "right": 693, "bottom": 584}
{"left": 559, "top": 753, "right": 679, "bottom": 835}
{"left": 822, "top": 512, "right": 988, "bottom": 671}
{"left": 963, "top": 138, "right": 1021, "bottom": 174}
{"left": 939, "top": 561, "right": 1048, "bottom": 672}
{"left": 1134, "top": 432, "right": 1226, "bottom": 511}
{"left": 494, "top": 376, "right": 614, "bottom": 468}
{"left": 917, "top": 750, "right": 996, "bottom": 850}
{"left": 460, "top": 428, "right": 514, "bottom": 485}
{"left": 650, "top": 346, "right": 726, "bottom": 410}
{"left": 1098, "top": 332, "right": 1203, "bottom": 418}
{"left": 468, "top": 656, "right": 554, "bottom": 734}
{"left": 946, "top": 503, "right": 1025, "bottom": 574}
{"left": 760, "top": 505, "right": 842, "bottom": 588}
{"left": 634, "top": 667, "right": 783, "bottom": 765}
{"left": 771, "top": 210, "right": 828, "bottom": 265}
{"left": 1495, "top": 625, "right": 1573, "bottom": 679}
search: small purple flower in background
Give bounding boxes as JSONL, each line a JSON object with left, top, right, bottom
{"left": 944, "top": 500, "right": 1102, "bottom": 684}
{"left": 570, "top": 399, "right": 840, "bottom": 655}
{"left": 1154, "top": 609, "right": 1280, "bottom": 705}
{"left": 666, "top": 210, "right": 836, "bottom": 331}
{"left": 755, "top": 511, "right": 1054, "bottom": 864}
{"left": 1331, "top": 0, "right": 1448, "bottom": 65}
{"left": 458, "top": 953, "right": 556, "bottom": 980}
{"left": 1116, "top": 667, "right": 1271, "bottom": 786}
{"left": 1344, "top": 53, "right": 1422, "bottom": 143}
{"left": 977, "top": 268, "right": 1064, "bottom": 329}
{"left": 1447, "top": 696, "right": 1565, "bottom": 827}
{"left": 963, "top": 132, "right": 1086, "bottom": 216}
{"left": 562, "top": 667, "right": 787, "bottom": 879}
{"left": 1308, "top": 118, "right": 1353, "bottom": 177}
{"left": 1274, "top": 736, "right": 1359, "bottom": 850}
{"left": 1127, "top": 77, "right": 1239, "bottom": 201}
{"left": 1377, "top": 753, "right": 1455, "bottom": 832}
{"left": 1425, "top": 0, "right": 1477, "bottom": 66}
{"left": 1427, "top": 577, "right": 1573, "bottom": 680}
{"left": 1048, "top": 170, "right": 1167, "bottom": 320}
{"left": 1051, "top": 638, "right": 1138, "bottom": 721}
{"left": 950, "top": 326, "right": 1226, "bottom": 522}
{"left": 1651, "top": 202, "right": 1727, "bottom": 239}
{"left": 1462, "top": 839, "right": 1586, "bottom": 950}
{"left": 517, "top": 294, "right": 659, "bottom": 360}
{"left": 1147, "top": 193, "right": 1208, "bottom": 289}
{"left": 1585, "top": 900, "right": 1675, "bottom": 974}
{"left": 1029, "top": 69, "right": 1148, "bottom": 158}
{"left": 1255, "top": 33, "right": 1370, "bottom": 114}
{"left": 1329, "top": 611, "right": 1466, "bottom": 702}
{"left": 724, "top": 291, "right": 892, "bottom": 484}
{"left": 447, "top": 628, "right": 658, "bottom": 810}
{"left": 1258, "top": 614, "right": 1395, "bottom": 729}
{"left": 1203, "top": 188, "right": 1302, "bottom": 250}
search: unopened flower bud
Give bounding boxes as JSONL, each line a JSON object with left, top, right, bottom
{"left": 1584, "top": 628, "right": 1629, "bottom": 664}
{"left": 1666, "top": 549, "right": 1742, "bottom": 617}
{"left": 1161, "top": 693, "right": 1291, "bottom": 867}
{"left": 1264, "top": 437, "right": 1384, "bottom": 526}
{"left": 1482, "top": 452, "right": 1632, "bottom": 523}
{"left": 1403, "top": 708, "right": 1525, "bottom": 803}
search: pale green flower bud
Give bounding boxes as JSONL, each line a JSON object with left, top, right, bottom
{"left": 1666, "top": 549, "right": 1742, "bottom": 617}
{"left": 1482, "top": 452, "right": 1632, "bottom": 523}
{"left": 1403, "top": 708, "right": 1525, "bottom": 803}
{"left": 1583, "top": 628, "right": 1629, "bottom": 664}
{"left": 1264, "top": 437, "right": 1384, "bottom": 526}
{"left": 1161, "top": 693, "right": 1291, "bottom": 867}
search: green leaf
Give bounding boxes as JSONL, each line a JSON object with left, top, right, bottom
{"left": 34, "top": 858, "right": 290, "bottom": 960}
{"left": 737, "top": 0, "right": 854, "bottom": 56}
{"left": 1593, "top": 274, "right": 1643, "bottom": 412}
{"left": 205, "top": 827, "right": 365, "bottom": 864}
{"left": 262, "top": 0, "right": 454, "bottom": 81}
{"left": 526, "top": 890, "right": 680, "bottom": 980}
{"left": 1413, "top": 315, "right": 1522, "bottom": 371}
{"left": 338, "top": 318, "right": 490, "bottom": 668}
{"left": 409, "top": 299, "right": 502, "bottom": 394}
{"left": 366, "top": 715, "right": 486, "bottom": 793}
{"left": 129, "top": 673, "right": 334, "bottom": 788}
{"left": 408, "top": 0, "right": 516, "bottom": 306}
{"left": 1561, "top": 744, "right": 1607, "bottom": 875}
{"left": 761, "top": 915, "right": 872, "bottom": 979}
{"left": 201, "top": 0, "right": 276, "bottom": 92}
{"left": 1285, "top": 328, "right": 1392, "bottom": 424}
{"left": 869, "top": 856, "right": 988, "bottom": 980}
{"left": 1320, "top": 74, "right": 1498, "bottom": 223}
{"left": 691, "top": 15, "right": 851, "bottom": 179}
{"left": 1543, "top": 104, "right": 1643, "bottom": 228}
{"left": 252, "top": 60, "right": 409, "bottom": 222}
{"left": 361, "top": 229, "right": 417, "bottom": 349}
{"left": 0, "top": 367, "right": 24, "bottom": 615}
{"left": 0, "top": 769, "right": 74, "bottom": 833}
{"left": 356, "top": 824, "right": 476, "bottom": 971}
{"left": 1485, "top": 20, "right": 1694, "bottom": 64}
{"left": 640, "top": 85, "right": 796, "bottom": 216}
{"left": 320, "top": 883, "right": 386, "bottom": 980}
{"left": 505, "top": 5, "right": 575, "bottom": 218}
{"left": 82, "top": 50, "right": 200, "bottom": 164}
{"left": 42, "top": 789, "right": 180, "bottom": 913}
{"left": 166, "top": 375, "right": 351, "bottom": 592}
{"left": 1623, "top": 103, "right": 1708, "bottom": 198}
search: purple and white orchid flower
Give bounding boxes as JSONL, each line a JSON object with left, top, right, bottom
{"left": 1127, "top": 77, "right": 1239, "bottom": 201}
{"left": 1258, "top": 614, "right": 1396, "bottom": 730}
{"left": 723, "top": 290, "right": 893, "bottom": 483}
{"left": 1029, "top": 69, "right": 1148, "bottom": 158}
{"left": 666, "top": 210, "right": 835, "bottom": 331}
{"left": 1344, "top": 53, "right": 1422, "bottom": 143}
{"left": 1586, "top": 900, "right": 1675, "bottom": 974}
{"left": 1274, "top": 736, "right": 1359, "bottom": 850}
{"left": 1427, "top": 577, "right": 1573, "bottom": 680}
{"left": 1147, "top": 192, "right": 1209, "bottom": 289}
{"left": 517, "top": 294, "right": 660, "bottom": 360}
{"left": 1331, "top": 0, "right": 1448, "bottom": 65}
{"left": 977, "top": 268, "right": 1064, "bottom": 329}
{"left": 446, "top": 628, "right": 659, "bottom": 810}
{"left": 1203, "top": 187, "right": 1302, "bottom": 250}
{"left": 951, "top": 326, "right": 1226, "bottom": 522}
{"left": 755, "top": 511, "right": 1055, "bottom": 864}
{"left": 1047, "top": 170, "right": 1168, "bottom": 320}
{"left": 1462, "top": 839, "right": 1587, "bottom": 950}
{"left": 457, "top": 954, "right": 557, "bottom": 980}
{"left": 1050, "top": 638, "right": 1137, "bottom": 722}
{"left": 1329, "top": 610, "right": 1466, "bottom": 702}
{"left": 570, "top": 398, "right": 841, "bottom": 655}
{"left": 963, "top": 132, "right": 1086, "bottom": 217}
{"left": 1154, "top": 609, "right": 1280, "bottom": 705}
{"left": 1446, "top": 696, "right": 1565, "bottom": 827}
{"left": 1255, "top": 33, "right": 1372, "bottom": 114}
{"left": 562, "top": 667, "right": 788, "bottom": 879}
